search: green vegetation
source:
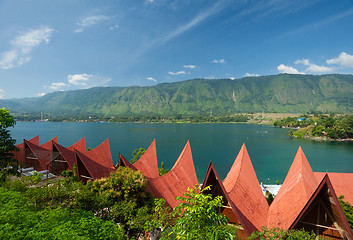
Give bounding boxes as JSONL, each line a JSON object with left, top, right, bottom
{"left": 130, "top": 148, "right": 146, "bottom": 164}
{"left": 3, "top": 74, "right": 353, "bottom": 120}
{"left": 274, "top": 114, "right": 353, "bottom": 140}
{"left": 249, "top": 227, "right": 325, "bottom": 240}
{"left": 0, "top": 108, "right": 18, "bottom": 181}
{"left": 338, "top": 195, "right": 353, "bottom": 229}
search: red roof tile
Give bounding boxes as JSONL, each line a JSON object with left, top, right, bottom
{"left": 116, "top": 152, "right": 136, "bottom": 170}
{"left": 223, "top": 144, "right": 269, "bottom": 232}
{"left": 24, "top": 140, "right": 52, "bottom": 170}
{"left": 84, "top": 139, "right": 115, "bottom": 170}
{"left": 53, "top": 142, "right": 76, "bottom": 170}
{"left": 314, "top": 172, "right": 353, "bottom": 206}
{"left": 40, "top": 136, "right": 58, "bottom": 150}
{"left": 14, "top": 135, "right": 39, "bottom": 165}
{"left": 67, "top": 138, "right": 86, "bottom": 152}
{"left": 148, "top": 141, "right": 198, "bottom": 208}
{"left": 267, "top": 146, "right": 318, "bottom": 230}
{"left": 133, "top": 139, "right": 159, "bottom": 178}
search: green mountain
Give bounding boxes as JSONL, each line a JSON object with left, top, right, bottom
{"left": 2, "top": 74, "right": 353, "bottom": 117}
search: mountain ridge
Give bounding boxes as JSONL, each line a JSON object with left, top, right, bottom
{"left": 2, "top": 74, "right": 353, "bottom": 117}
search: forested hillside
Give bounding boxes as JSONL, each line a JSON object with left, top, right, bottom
{"left": 2, "top": 74, "right": 353, "bottom": 117}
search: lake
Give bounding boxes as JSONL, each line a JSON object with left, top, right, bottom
{"left": 10, "top": 122, "right": 353, "bottom": 184}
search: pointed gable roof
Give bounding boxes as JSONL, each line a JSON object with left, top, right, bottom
{"left": 24, "top": 139, "right": 52, "bottom": 170}
{"left": 267, "top": 146, "right": 318, "bottom": 230}
{"left": 290, "top": 174, "right": 353, "bottom": 239}
{"left": 223, "top": 143, "right": 269, "bottom": 232}
{"left": 68, "top": 138, "right": 86, "bottom": 152}
{"left": 14, "top": 135, "right": 40, "bottom": 166}
{"left": 52, "top": 142, "right": 76, "bottom": 169}
{"left": 28, "top": 135, "right": 39, "bottom": 145}
{"left": 40, "top": 136, "right": 58, "bottom": 150}
{"left": 83, "top": 139, "right": 115, "bottom": 170}
{"left": 202, "top": 162, "right": 257, "bottom": 239}
{"left": 148, "top": 141, "right": 198, "bottom": 208}
{"left": 133, "top": 139, "right": 159, "bottom": 178}
{"left": 314, "top": 172, "right": 353, "bottom": 206}
{"left": 116, "top": 152, "right": 136, "bottom": 170}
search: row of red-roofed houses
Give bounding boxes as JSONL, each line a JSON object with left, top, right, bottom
{"left": 13, "top": 136, "right": 353, "bottom": 239}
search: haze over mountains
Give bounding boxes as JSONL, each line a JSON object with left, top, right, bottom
{"left": 2, "top": 74, "right": 353, "bottom": 117}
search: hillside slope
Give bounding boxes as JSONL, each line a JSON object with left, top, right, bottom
{"left": 2, "top": 74, "right": 353, "bottom": 116}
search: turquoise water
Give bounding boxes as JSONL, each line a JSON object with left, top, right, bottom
{"left": 10, "top": 122, "right": 353, "bottom": 184}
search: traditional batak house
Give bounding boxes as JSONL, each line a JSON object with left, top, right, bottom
{"left": 147, "top": 141, "right": 198, "bottom": 208}
{"left": 74, "top": 139, "right": 116, "bottom": 182}
{"left": 202, "top": 144, "right": 269, "bottom": 239}
{"left": 13, "top": 135, "right": 39, "bottom": 166}
{"left": 267, "top": 146, "right": 353, "bottom": 239}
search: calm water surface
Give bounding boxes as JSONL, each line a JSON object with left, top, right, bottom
{"left": 11, "top": 122, "right": 353, "bottom": 184}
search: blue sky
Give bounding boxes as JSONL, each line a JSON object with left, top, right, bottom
{"left": 1, "top": 0, "right": 353, "bottom": 99}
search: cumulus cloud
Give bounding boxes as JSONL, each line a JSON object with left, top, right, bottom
{"left": 327, "top": 52, "right": 353, "bottom": 68}
{"left": 37, "top": 92, "right": 46, "bottom": 97}
{"left": 277, "top": 64, "right": 305, "bottom": 74}
{"left": 147, "top": 77, "right": 157, "bottom": 82}
{"left": 244, "top": 73, "right": 260, "bottom": 77}
{"left": 0, "top": 26, "right": 54, "bottom": 69}
{"left": 68, "top": 73, "right": 93, "bottom": 86}
{"left": 183, "top": 65, "right": 196, "bottom": 69}
{"left": 295, "top": 59, "right": 335, "bottom": 73}
{"left": 49, "top": 82, "right": 68, "bottom": 90}
{"left": 168, "top": 71, "right": 189, "bottom": 75}
{"left": 212, "top": 59, "right": 225, "bottom": 63}
{"left": 75, "top": 15, "right": 110, "bottom": 33}
{"left": 0, "top": 89, "right": 5, "bottom": 99}
{"left": 229, "top": 77, "right": 236, "bottom": 80}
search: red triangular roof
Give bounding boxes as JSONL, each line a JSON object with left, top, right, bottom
{"left": 14, "top": 135, "right": 39, "bottom": 165}
{"left": 40, "top": 136, "right": 58, "bottom": 150}
{"left": 52, "top": 142, "right": 76, "bottom": 170}
{"left": 202, "top": 162, "right": 257, "bottom": 239}
{"left": 148, "top": 141, "right": 198, "bottom": 208}
{"left": 290, "top": 174, "right": 353, "bottom": 239}
{"left": 314, "top": 172, "right": 353, "bottom": 206}
{"left": 267, "top": 146, "right": 318, "bottom": 230}
{"left": 83, "top": 139, "right": 115, "bottom": 170}
{"left": 116, "top": 152, "right": 136, "bottom": 170}
{"left": 223, "top": 143, "right": 269, "bottom": 232}
{"left": 133, "top": 139, "right": 159, "bottom": 178}
{"left": 68, "top": 138, "right": 86, "bottom": 152}
{"left": 24, "top": 140, "right": 52, "bottom": 170}
{"left": 74, "top": 148, "right": 115, "bottom": 180}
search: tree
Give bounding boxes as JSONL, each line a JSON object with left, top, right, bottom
{"left": 158, "top": 161, "right": 170, "bottom": 176}
{"left": 130, "top": 148, "right": 146, "bottom": 164}
{"left": 163, "top": 185, "right": 238, "bottom": 239}
{"left": 249, "top": 227, "right": 325, "bottom": 240}
{"left": 0, "top": 108, "right": 18, "bottom": 180}
{"left": 338, "top": 195, "right": 353, "bottom": 229}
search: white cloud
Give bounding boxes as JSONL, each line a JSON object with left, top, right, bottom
{"left": 327, "top": 52, "right": 353, "bottom": 68}
{"left": 75, "top": 15, "right": 110, "bottom": 33}
{"left": 277, "top": 64, "right": 305, "bottom": 74}
{"left": 147, "top": 77, "right": 157, "bottom": 82}
{"left": 0, "top": 89, "right": 5, "bottom": 99}
{"left": 212, "top": 59, "right": 225, "bottom": 63}
{"left": 229, "top": 77, "right": 236, "bottom": 80}
{"left": 37, "top": 92, "right": 46, "bottom": 97}
{"left": 109, "top": 24, "right": 119, "bottom": 30}
{"left": 68, "top": 74, "right": 93, "bottom": 86}
{"left": 0, "top": 26, "right": 54, "bottom": 69}
{"left": 244, "top": 73, "right": 260, "bottom": 77}
{"left": 49, "top": 82, "right": 67, "bottom": 90}
{"left": 183, "top": 65, "right": 196, "bottom": 69}
{"left": 295, "top": 59, "right": 335, "bottom": 73}
{"left": 168, "top": 71, "right": 189, "bottom": 75}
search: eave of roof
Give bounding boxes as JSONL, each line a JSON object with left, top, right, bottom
{"left": 67, "top": 137, "right": 86, "bottom": 152}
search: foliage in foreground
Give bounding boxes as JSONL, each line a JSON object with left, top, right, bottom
{"left": 339, "top": 195, "right": 353, "bottom": 229}
{"left": 0, "top": 108, "right": 18, "bottom": 181}
{"left": 0, "top": 186, "right": 127, "bottom": 239}
{"left": 249, "top": 227, "right": 326, "bottom": 240}
{"left": 148, "top": 186, "right": 238, "bottom": 240}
